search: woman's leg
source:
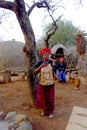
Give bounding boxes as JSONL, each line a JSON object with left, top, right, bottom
{"left": 62, "top": 71, "right": 66, "bottom": 83}
{"left": 58, "top": 70, "right": 62, "bottom": 82}
{"left": 35, "top": 84, "right": 43, "bottom": 109}
{"left": 42, "top": 85, "right": 55, "bottom": 115}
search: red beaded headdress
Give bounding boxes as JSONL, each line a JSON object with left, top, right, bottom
{"left": 40, "top": 48, "right": 52, "bottom": 56}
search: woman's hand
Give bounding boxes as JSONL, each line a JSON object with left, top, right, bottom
{"left": 40, "top": 62, "right": 48, "bottom": 68}
{"left": 34, "top": 62, "right": 48, "bottom": 74}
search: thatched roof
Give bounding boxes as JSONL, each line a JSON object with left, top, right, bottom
{"left": 0, "top": 40, "right": 26, "bottom": 71}
{"left": 51, "top": 44, "right": 67, "bottom": 55}
{"left": 67, "top": 45, "right": 77, "bottom": 56}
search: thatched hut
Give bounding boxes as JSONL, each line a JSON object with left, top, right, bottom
{"left": 51, "top": 44, "right": 67, "bottom": 59}
{"left": 0, "top": 40, "right": 26, "bottom": 72}
{"left": 51, "top": 44, "right": 79, "bottom": 69}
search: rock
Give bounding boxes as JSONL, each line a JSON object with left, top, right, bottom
{"left": 5, "top": 111, "right": 17, "bottom": 122}
{"left": 8, "top": 122, "right": 16, "bottom": 130}
{"left": 15, "top": 114, "right": 32, "bottom": 130}
{"left": 16, "top": 121, "right": 32, "bottom": 130}
{"left": 0, "top": 111, "right": 5, "bottom": 120}
{"left": 0, "top": 111, "right": 32, "bottom": 130}
{"left": 15, "top": 114, "right": 28, "bottom": 124}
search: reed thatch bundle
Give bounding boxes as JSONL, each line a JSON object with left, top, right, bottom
{"left": 76, "top": 53, "right": 87, "bottom": 76}
{"left": 75, "top": 34, "right": 86, "bottom": 55}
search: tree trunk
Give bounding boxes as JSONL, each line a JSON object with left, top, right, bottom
{"left": 0, "top": 0, "right": 39, "bottom": 105}
{"left": 14, "top": 0, "right": 39, "bottom": 105}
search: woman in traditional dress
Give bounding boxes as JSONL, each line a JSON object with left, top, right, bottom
{"left": 34, "top": 48, "right": 57, "bottom": 119}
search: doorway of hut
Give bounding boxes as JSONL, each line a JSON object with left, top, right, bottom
{"left": 55, "top": 47, "right": 64, "bottom": 58}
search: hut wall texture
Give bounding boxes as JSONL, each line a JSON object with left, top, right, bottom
{"left": 0, "top": 41, "right": 26, "bottom": 71}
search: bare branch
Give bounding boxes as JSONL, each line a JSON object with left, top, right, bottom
{"left": 44, "top": 13, "right": 63, "bottom": 47}
{"left": 25, "top": 2, "right": 30, "bottom": 9}
{"left": 0, "top": 0, "right": 14, "bottom": 11}
{"left": 77, "top": 0, "right": 82, "bottom": 4}
{"left": 74, "top": 0, "right": 84, "bottom": 9}
{"left": 27, "top": 1, "right": 49, "bottom": 16}
{"left": 0, "top": 9, "right": 8, "bottom": 24}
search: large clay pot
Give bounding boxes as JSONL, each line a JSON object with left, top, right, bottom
{"left": 3, "top": 74, "right": 11, "bottom": 83}
{"left": 74, "top": 77, "right": 80, "bottom": 90}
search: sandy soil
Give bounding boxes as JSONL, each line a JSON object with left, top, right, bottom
{"left": 0, "top": 76, "right": 87, "bottom": 130}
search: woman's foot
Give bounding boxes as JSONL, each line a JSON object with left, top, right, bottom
{"left": 41, "top": 111, "right": 44, "bottom": 116}
{"left": 49, "top": 113, "right": 54, "bottom": 119}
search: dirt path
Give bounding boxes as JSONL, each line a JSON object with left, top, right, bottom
{"left": 0, "top": 78, "right": 87, "bottom": 130}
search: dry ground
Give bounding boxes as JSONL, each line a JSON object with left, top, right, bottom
{"left": 0, "top": 76, "right": 87, "bottom": 130}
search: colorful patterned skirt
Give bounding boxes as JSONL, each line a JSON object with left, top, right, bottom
{"left": 35, "top": 84, "right": 55, "bottom": 115}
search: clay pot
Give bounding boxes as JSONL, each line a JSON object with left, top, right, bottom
{"left": 3, "top": 74, "right": 11, "bottom": 83}
{"left": 74, "top": 77, "right": 80, "bottom": 90}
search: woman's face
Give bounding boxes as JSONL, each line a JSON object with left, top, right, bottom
{"left": 59, "top": 57, "right": 64, "bottom": 63}
{"left": 43, "top": 53, "right": 50, "bottom": 61}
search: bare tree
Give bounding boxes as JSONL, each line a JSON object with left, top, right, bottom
{"left": 0, "top": 0, "right": 52, "bottom": 105}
